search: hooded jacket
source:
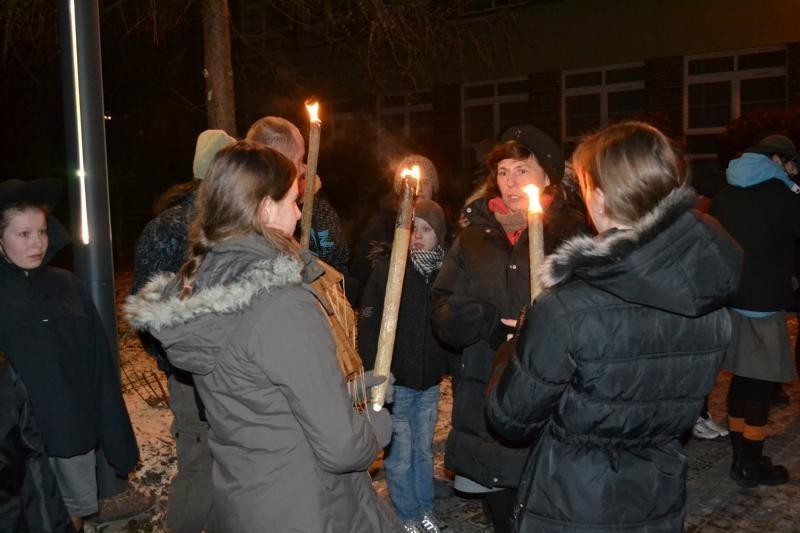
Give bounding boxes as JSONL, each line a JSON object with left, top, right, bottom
{"left": 0, "top": 216, "right": 138, "bottom": 474}
{"left": 487, "top": 187, "right": 742, "bottom": 532}
{"left": 431, "top": 191, "right": 588, "bottom": 488}
{"left": 710, "top": 152, "right": 800, "bottom": 311}
{"left": 125, "top": 234, "right": 398, "bottom": 533}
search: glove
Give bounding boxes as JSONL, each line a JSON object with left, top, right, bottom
{"left": 369, "top": 407, "right": 393, "bottom": 448}
{"left": 351, "top": 369, "right": 395, "bottom": 405}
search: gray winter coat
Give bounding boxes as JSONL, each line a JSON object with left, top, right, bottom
{"left": 125, "top": 234, "right": 398, "bottom": 533}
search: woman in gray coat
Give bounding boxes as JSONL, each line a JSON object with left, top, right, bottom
{"left": 126, "top": 141, "right": 398, "bottom": 532}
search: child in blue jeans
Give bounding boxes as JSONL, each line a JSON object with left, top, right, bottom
{"left": 359, "top": 200, "right": 452, "bottom": 533}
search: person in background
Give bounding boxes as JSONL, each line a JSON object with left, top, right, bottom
{"left": 358, "top": 200, "right": 452, "bottom": 533}
{"left": 351, "top": 154, "right": 439, "bottom": 302}
{"left": 0, "top": 178, "right": 139, "bottom": 531}
{"left": 126, "top": 141, "right": 399, "bottom": 531}
{"left": 710, "top": 134, "right": 800, "bottom": 487}
{"left": 245, "top": 116, "right": 350, "bottom": 277}
{"left": 431, "top": 125, "right": 588, "bottom": 532}
{"left": 132, "top": 129, "right": 235, "bottom": 532}
{"left": 0, "top": 352, "right": 73, "bottom": 532}
{"left": 487, "top": 121, "right": 742, "bottom": 531}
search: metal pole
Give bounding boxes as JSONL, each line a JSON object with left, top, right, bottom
{"left": 59, "top": 0, "right": 127, "bottom": 499}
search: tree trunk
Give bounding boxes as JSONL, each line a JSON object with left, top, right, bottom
{"left": 202, "top": 0, "right": 236, "bottom": 135}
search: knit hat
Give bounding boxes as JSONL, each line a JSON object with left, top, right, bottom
{"left": 0, "top": 178, "right": 62, "bottom": 211}
{"left": 193, "top": 130, "right": 236, "bottom": 180}
{"left": 499, "top": 125, "right": 564, "bottom": 183}
{"left": 745, "top": 134, "right": 800, "bottom": 161}
{"left": 414, "top": 199, "right": 446, "bottom": 245}
{"left": 394, "top": 154, "right": 439, "bottom": 195}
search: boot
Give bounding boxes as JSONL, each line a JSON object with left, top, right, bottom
{"left": 729, "top": 437, "right": 789, "bottom": 487}
{"left": 729, "top": 431, "right": 743, "bottom": 473}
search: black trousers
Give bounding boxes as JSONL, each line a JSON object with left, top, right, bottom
{"left": 485, "top": 488, "right": 518, "bottom": 533}
{"left": 728, "top": 374, "right": 772, "bottom": 426}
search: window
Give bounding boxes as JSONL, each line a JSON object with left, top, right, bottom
{"left": 562, "top": 63, "right": 645, "bottom": 142}
{"left": 378, "top": 91, "right": 434, "bottom": 141}
{"left": 462, "top": 77, "right": 529, "bottom": 165}
{"left": 684, "top": 46, "right": 787, "bottom": 157}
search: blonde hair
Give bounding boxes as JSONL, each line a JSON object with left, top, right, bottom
{"left": 177, "top": 140, "right": 298, "bottom": 299}
{"left": 572, "top": 121, "right": 687, "bottom": 225}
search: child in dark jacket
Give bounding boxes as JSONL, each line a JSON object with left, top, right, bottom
{"left": 359, "top": 200, "right": 451, "bottom": 533}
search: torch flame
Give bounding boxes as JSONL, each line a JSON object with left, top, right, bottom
{"left": 305, "top": 100, "right": 320, "bottom": 124}
{"left": 400, "top": 165, "right": 421, "bottom": 195}
{"left": 523, "top": 185, "right": 543, "bottom": 214}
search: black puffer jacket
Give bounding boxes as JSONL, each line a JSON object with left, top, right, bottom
{"left": 0, "top": 355, "right": 72, "bottom": 532}
{"left": 431, "top": 192, "right": 588, "bottom": 488}
{"left": 487, "top": 187, "right": 742, "bottom": 532}
{"left": 0, "top": 217, "right": 138, "bottom": 474}
{"left": 358, "top": 251, "right": 450, "bottom": 391}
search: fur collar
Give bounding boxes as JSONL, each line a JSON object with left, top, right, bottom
{"left": 541, "top": 186, "right": 697, "bottom": 289}
{"left": 124, "top": 254, "right": 303, "bottom": 332}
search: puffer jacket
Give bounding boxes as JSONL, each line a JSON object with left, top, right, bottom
{"left": 431, "top": 192, "right": 588, "bottom": 488}
{"left": 487, "top": 187, "right": 742, "bottom": 532}
{"left": 125, "top": 234, "right": 399, "bottom": 533}
{"left": 0, "top": 354, "right": 72, "bottom": 532}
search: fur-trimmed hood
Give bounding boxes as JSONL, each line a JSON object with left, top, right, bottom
{"left": 124, "top": 234, "right": 322, "bottom": 374}
{"left": 541, "top": 186, "right": 742, "bottom": 316}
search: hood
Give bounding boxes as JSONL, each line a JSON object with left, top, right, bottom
{"left": 726, "top": 152, "right": 800, "bottom": 193}
{"left": 541, "top": 187, "right": 742, "bottom": 317}
{"left": 124, "top": 234, "right": 322, "bottom": 374}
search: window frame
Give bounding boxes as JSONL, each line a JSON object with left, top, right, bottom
{"left": 683, "top": 45, "right": 788, "bottom": 136}
{"left": 378, "top": 91, "right": 434, "bottom": 139}
{"left": 561, "top": 62, "right": 646, "bottom": 143}
{"left": 461, "top": 76, "right": 530, "bottom": 165}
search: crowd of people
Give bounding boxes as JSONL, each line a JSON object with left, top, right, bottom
{"left": 2, "top": 113, "right": 799, "bottom": 533}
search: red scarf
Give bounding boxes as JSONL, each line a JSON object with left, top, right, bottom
{"left": 488, "top": 194, "right": 553, "bottom": 245}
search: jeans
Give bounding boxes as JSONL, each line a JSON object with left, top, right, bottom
{"left": 384, "top": 384, "right": 440, "bottom": 521}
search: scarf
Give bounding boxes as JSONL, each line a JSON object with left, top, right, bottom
{"left": 410, "top": 245, "right": 445, "bottom": 279}
{"left": 488, "top": 194, "right": 556, "bottom": 245}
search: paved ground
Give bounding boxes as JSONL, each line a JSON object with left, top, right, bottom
{"left": 411, "top": 373, "right": 800, "bottom": 532}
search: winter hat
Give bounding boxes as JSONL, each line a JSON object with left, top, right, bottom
{"left": 0, "top": 178, "right": 62, "bottom": 212}
{"left": 394, "top": 154, "right": 439, "bottom": 195}
{"left": 414, "top": 199, "right": 446, "bottom": 245}
{"left": 193, "top": 130, "right": 236, "bottom": 180}
{"left": 745, "top": 134, "right": 800, "bottom": 162}
{"left": 499, "top": 125, "right": 564, "bottom": 184}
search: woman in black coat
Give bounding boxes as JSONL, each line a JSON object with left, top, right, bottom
{"left": 431, "top": 125, "right": 588, "bottom": 532}
{"left": 487, "top": 122, "right": 743, "bottom": 532}
{"left": 0, "top": 179, "right": 138, "bottom": 531}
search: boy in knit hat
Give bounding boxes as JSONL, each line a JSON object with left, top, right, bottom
{"left": 358, "top": 199, "right": 452, "bottom": 533}
{"left": 131, "top": 129, "right": 234, "bottom": 532}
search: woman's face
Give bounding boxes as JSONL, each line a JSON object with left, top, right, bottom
{"left": 496, "top": 156, "right": 548, "bottom": 213}
{"left": 411, "top": 217, "right": 438, "bottom": 251}
{"left": 0, "top": 207, "right": 48, "bottom": 269}
{"left": 263, "top": 179, "right": 301, "bottom": 236}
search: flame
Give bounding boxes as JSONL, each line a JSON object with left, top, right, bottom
{"left": 400, "top": 165, "right": 421, "bottom": 194}
{"left": 523, "top": 185, "right": 542, "bottom": 214}
{"left": 305, "top": 100, "right": 320, "bottom": 123}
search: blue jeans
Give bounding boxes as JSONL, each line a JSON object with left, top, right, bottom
{"left": 384, "top": 384, "right": 440, "bottom": 521}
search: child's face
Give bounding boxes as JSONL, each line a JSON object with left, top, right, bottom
{"left": 411, "top": 217, "right": 437, "bottom": 251}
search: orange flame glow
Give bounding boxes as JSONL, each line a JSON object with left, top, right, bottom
{"left": 305, "top": 100, "right": 320, "bottom": 123}
{"left": 523, "top": 185, "right": 543, "bottom": 214}
{"left": 400, "top": 165, "right": 421, "bottom": 194}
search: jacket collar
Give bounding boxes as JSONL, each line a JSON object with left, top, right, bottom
{"left": 541, "top": 186, "right": 697, "bottom": 289}
{"left": 125, "top": 234, "right": 308, "bottom": 332}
